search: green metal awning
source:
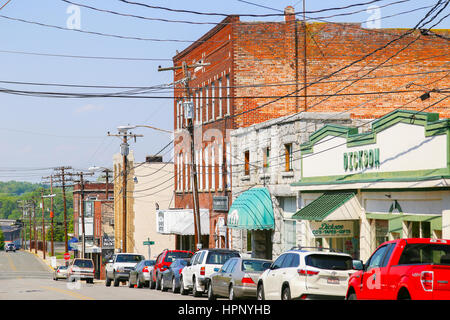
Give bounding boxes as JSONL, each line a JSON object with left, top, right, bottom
{"left": 292, "top": 192, "right": 357, "bottom": 221}
{"left": 366, "top": 213, "right": 442, "bottom": 233}
{"left": 227, "top": 188, "right": 274, "bottom": 230}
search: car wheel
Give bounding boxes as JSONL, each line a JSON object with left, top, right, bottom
{"left": 87, "top": 279, "right": 94, "bottom": 284}
{"left": 137, "top": 276, "right": 143, "bottom": 289}
{"left": 113, "top": 272, "right": 120, "bottom": 287}
{"left": 155, "top": 273, "right": 162, "bottom": 290}
{"left": 207, "top": 281, "right": 216, "bottom": 301}
{"left": 229, "top": 284, "right": 237, "bottom": 301}
{"left": 105, "top": 273, "right": 111, "bottom": 287}
{"left": 129, "top": 276, "right": 134, "bottom": 288}
{"left": 172, "top": 277, "right": 179, "bottom": 294}
{"left": 161, "top": 276, "right": 168, "bottom": 292}
{"left": 282, "top": 286, "right": 291, "bottom": 300}
{"left": 149, "top": 273, "right": 156, "bottom": 289}
{"left": 180, "top": 276, "right": 188, "bottom": 295}
{"left": 347, "top": 293, "right": 357, "bottom": 300}
{"left": 257, "top": 283, "right": 265, "bottom": 300}
{"left": 192, "top": 277, "right": 202, "bottom": 297}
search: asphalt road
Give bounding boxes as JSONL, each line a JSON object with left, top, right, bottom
{"left": 0, "top": 250, "right": 201, "bottom": 300}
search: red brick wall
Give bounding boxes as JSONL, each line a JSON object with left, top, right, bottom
{"left": 233, "top": 21, "right": 450, "bottom": 126}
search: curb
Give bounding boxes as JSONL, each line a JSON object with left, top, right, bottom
{"left": 29, "top": 250, "right": 55, "bottom": 272}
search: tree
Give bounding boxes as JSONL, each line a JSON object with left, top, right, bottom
{"left": 0, "top": 228, "right": 4, "bottom": 250}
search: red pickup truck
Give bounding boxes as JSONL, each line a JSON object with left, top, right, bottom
{"left": 346, "top": 238, "right": 450, "bottom": 300}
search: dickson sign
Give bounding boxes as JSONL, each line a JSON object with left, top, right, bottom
{"left": 344, "top": 148, "right": 380, "bottom": 172}
{"left": 311, "top": 221, "right": 353, "bottom": 238}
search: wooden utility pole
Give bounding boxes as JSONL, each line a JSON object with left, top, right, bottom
{"left": 42, "top": 175, "right": 56, "bottom": 257}
{"left": 41, "top": 189, "right": 46, "bottom": 260}
{"left": 53, "top": 166, "right": 73, "bottom": 253}
{"left": 107, "top": 130, "right": 142, "bottom": 253}
{"left": 158, "top": 60, "right": 209, "bottom": 250}
{"left": 303, "top": 0, "right": 307, "bottom": 111}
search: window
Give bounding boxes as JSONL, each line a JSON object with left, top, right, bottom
{"left": 205, "top": 251, "right": 240, "bottom": 265}
{"left": 381, "top": 243, "right": 396, "bottom": 267}
{"left": 284, "top": 143, "right": 293, "bottom": 172}
{"left": 398, "top": 243, "right": 450, "bottom": 265}
{"left": 226, "top": 143, "right": 231, "bottom": 189}
{"left": 205, "top": 146, "right": 209, "bottom": 190}
{"left": 242, "top": 260, "right": 272, "bottom": 272}
{"left": 199, "top": 89, "right": 203, "bottom": 123}
{"left": 284, "top": 220, "right": 297, "bottom": 251}
{"left": 218, "top": 78, "right": 223, "bottom": 118}
{"left": 244, "top": 150, "right": 250, "bottom": 176}
{"left": 211, "top": 145, "right": 215, "bottom": 191}
{"left": 263, "top": 147, "right": 270, "bottom": 169}
{"left": 218, "top": 144, "right": 223, "bottom": 190}
{"left": 226, "top": 74, "right": 230, "bottom": 115}
{"left": 281, "top": 253, "right": 299, "bottom": 268}
{"left": 271, "top": 254, "right": 286, "bottom": 270}
{"left": 205, "top": 85, "right": 209, "bottom": 121}
{"left": 221, "top": 259, "right": 232, "bottom": 272}
{"left": 165, "top": 251, "right": 193, "bottom": 263}
{"left": 366, "top": 245, "right": 389, "bottom": 270}
{"left": 210, "top": 83, "right": 215, "bottom": 120}
{"left": 305, "top": 254, "right": 353, "bottom": 270}
{"left": 199, "top": 149, "right": 203, "bottom": 190}
{"left": 116, "top": 255, "right": 144, "bottom": 263}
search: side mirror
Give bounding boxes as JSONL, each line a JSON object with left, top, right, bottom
{"left": 352, "top": 260, "right": 364, "bottom": 271}
{"left": 270, "top": 264, "right": 279, "bottom": 270}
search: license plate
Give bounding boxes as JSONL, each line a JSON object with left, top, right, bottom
{"left": 327, "top": 277, "right": 339, "bottom": 284}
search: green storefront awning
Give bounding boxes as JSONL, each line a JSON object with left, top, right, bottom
{"left": 292, "top": 192, "right": 356, "bottom": 221}
{"left": 227, "top": 188, "right": 274, "bottom": 230}
{"left": 366, "top": 213, "right": 442, "bottom": 233}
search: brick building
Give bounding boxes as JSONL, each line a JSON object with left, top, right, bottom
{"left": 73, "top": 181, "right": 113, "bottom": 279}
{"left": 172, "top": 7, "right": 449, "bottom": 250}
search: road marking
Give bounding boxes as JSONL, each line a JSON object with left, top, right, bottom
{"left": 40, "top": 286, "right": 95, "bottom": 300}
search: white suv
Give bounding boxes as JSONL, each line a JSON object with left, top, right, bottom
{"left": 256, "top": 248, "right": 357, "bottom": 300}
{"left": 105, "top": 253, "right": 145, "bottom": 287}
{"left": 180, "top": 249, "right": 240, "bottom": 297}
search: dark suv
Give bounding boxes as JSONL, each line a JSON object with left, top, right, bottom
{"left": 150, "top": 249, "right": 194, "bottom": 290}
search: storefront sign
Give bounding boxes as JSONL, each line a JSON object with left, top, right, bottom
{"left": 213, "top": 196, "right": 229, "bottom": 211}
{"left": 344, "top": 148, "right": 380, "bottom": 172}
{"left": 311, "top": 221, "right": 353, "bottom": 238}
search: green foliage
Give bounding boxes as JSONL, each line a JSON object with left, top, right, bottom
{"left": 0, "top": 181, "right": 74, "bottom": 229}
{"left": 0, "top": 228, "right": 4, "bottom": 250}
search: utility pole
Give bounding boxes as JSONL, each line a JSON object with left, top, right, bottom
{"left": 158, "top": 60, "right": 209, "bottom": 251}
{"left": 303, "top": 0, "right": 307, "bottom": 112}
{"left": 108, "top": 128, "right": 142, "bottom": 253}
{"left": 53, "top": 166, "right": 73, "bottom": 253}
{"left": 17, "top": 200, "right": 26, "bottom": 249}
{"left": 42, "top": 175, "right": 56, "bottom": 256}
{"left": 27, "top": 200, "right": 32, "bottom": 252}
{"left": 41, "top": 189, "right": 46, "bottom": 260}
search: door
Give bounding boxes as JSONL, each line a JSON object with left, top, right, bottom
{"left": 222, "top": 259, "right": 238, "bottom": 296}
{"left": 183, "top": 252, "right": 198, "bottom": 288}
{"left": 359, "top": 244, "right": 391, "bottom": 300}
{"left": 214, "top": 259, "right": 232, "bottom": 297}
{"left": 264, "top": 254, "right": 287, "bottom": 300}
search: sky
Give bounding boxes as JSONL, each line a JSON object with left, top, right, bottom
{"left": 0, "top": 0, "right": 448, "bottom": 183}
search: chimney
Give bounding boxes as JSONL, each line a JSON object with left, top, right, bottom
{"left": 284, "top": 6, "right": 295, "bottom": 23}
{"left": 146, "top": 155, "right": 163, "bottom": 163}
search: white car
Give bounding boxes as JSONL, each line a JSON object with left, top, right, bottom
{"left": 180, "top": 249, "right": 240, "bottom": 297}
{"left": 256, "top": 248, "right": 357, "bottom": 300}
{"left": 105, "top": 253, "right": 145, "bottom": 287}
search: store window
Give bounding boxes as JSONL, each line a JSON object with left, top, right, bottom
{"left": 244, "top": 150, "right": 250, "bottom": 176}
{"left": 284, "top": 220, "right": 297, "bottom": 251}
{"left": 284, "top": 143, "right": 293, "bottom": 172}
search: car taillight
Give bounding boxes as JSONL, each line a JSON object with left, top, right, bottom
{"left": 299, "top": 294, "right": 308, "bottom": 300}
{"left": 241, "top": 276, "right": 255, "bottom": 284}
{"left": 143, "top": 267, "right": 149, "bottom": 273}
{"left": 179, "top": 268, "right": 183, "bottom": 275}
{"left": 297, "top": 269, "right": 319, "bottom": 276}
{"left": 57, "top": 269, "right": 60, "bottom": 273}
{"left": 200, "top": 266, "right": 205, "bottom": 276}
{"left": 421, "top": 271, "right": 434, "bottom": 292}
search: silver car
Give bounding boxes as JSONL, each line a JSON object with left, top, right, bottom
{"left": 208, "top": 257, "right": 272, "bottom": 300}
{"left": 128, "top": 260, "right": 156, "bottom": 288}
{"left": 53, "top": 265, "right": 68, "bottom": 280}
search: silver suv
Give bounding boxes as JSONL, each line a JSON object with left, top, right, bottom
{"left": 5, "top": 243, "right": 16, "bottom": 252}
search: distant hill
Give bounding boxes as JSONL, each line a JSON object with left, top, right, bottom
{"left": 0, "top": 181, "right": 42, "bottom": 196}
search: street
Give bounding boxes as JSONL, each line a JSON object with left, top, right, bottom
{"left": 0, "top": 250, "right": 201, "bottom": 300}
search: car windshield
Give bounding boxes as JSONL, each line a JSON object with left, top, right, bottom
{"left": 145, "top": 260, "right": 156, "bottom": 266}
{"left": 398, "top": 243, "right": 450, "bottom": 265}
{"left": 58, "top": 266, "right": 67, "bottom": 270}
{"left": 242, "top": 260, "right": 272, "bottom": 272}
{"left": 166, "top": 252, "right": 193, "bottom": 262}
{"left": 116, "top": 255, "right": 144, "bottom": 263}
{"left": 206, "top": 251, "right": 240, "bottom": 265}
{"left": 73, "top": 260, "right": 93, "bottom": 268}
{"left": 305, "top": 254, "right": 353, "bottom": 270}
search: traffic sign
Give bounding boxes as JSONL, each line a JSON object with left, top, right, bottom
{"left": 143, "top": 241, "right": 155, "bottom": 245}
{"left": 64, "top": 252, "right": 70, "bottom": 261}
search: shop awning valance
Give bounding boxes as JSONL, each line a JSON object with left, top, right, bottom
{"left": 366, "top": 213, "right": 442, "bottom": 233}
{"left": 227, "top": 188, "right": 274, "bottom": 230}
{"left": 292, "top": 192, "right": 361, "bottom": 221}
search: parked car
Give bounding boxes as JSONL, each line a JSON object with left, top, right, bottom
{"left": 53, "top": 265, "right": 68, "bottom": 280}
{"left": 347, "top": 238, "right": 450, "bottom": 300}
{"left": 105, "top": 253, "right": 145, "bottom": 287}
{"left": 208, "top": 257, "right": 272, "bottom": 300}
{"left": 150, "top": 249, "right": 194, "bottom": 290}
{"left": 257, "top": 247, "right": 356, "bottom": 300}
{"left": 180, "top": 248, "right": 240, "bottom": 297}
{"left": 128, "top": 260, "right": 156, "bottom": 288}
{"left": 161, "top": 258, "right": 191, "bottom": 293}
{"left": 67, "top": 258, "right": 95, "bottom": 284}
{"left": 5, "top": 243, "right": 16, "bottom": 252}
